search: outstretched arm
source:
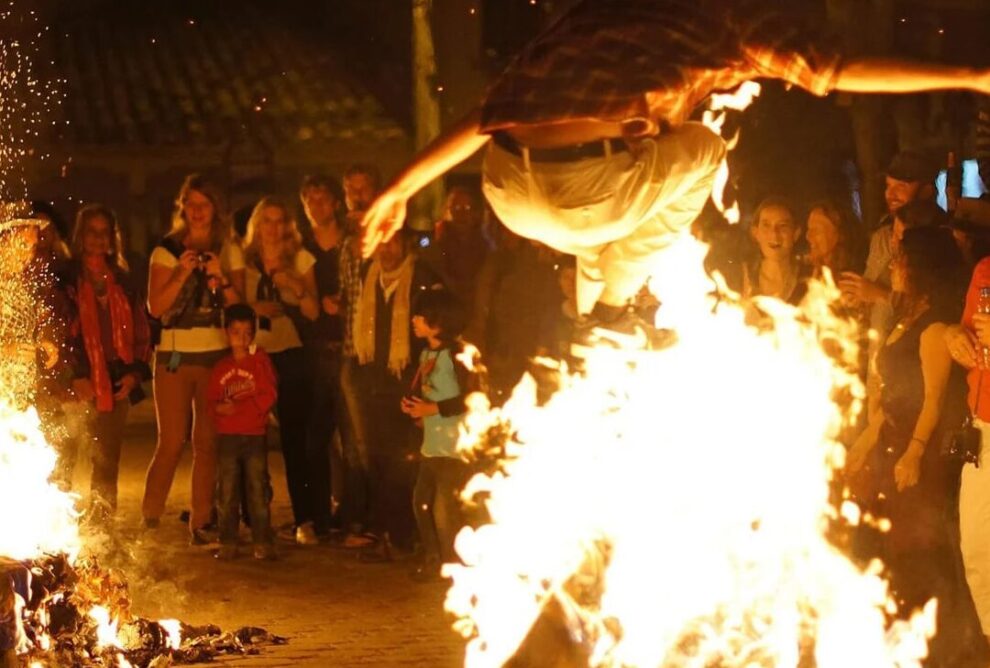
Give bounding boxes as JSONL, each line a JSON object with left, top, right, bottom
{"left": 835, "top": 57, "right": 990, "bottom": 95}
{"left": 361, "top": 107, "right": 491, "bottom": 257}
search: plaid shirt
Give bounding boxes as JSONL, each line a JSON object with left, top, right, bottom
{"left": 339, "top": 234, "right": 364, "bottom": 357}
{"left": 480, "top": 0, "right": 842, "bottom": 135}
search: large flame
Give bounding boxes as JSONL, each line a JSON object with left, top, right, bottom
{"left": 446, "top": 236, "right": 934, "bottom": 667}
{"left": 0, "top": 400, "right": 79, "bottom": 562}
{"left": 702, "top": 81, "right": 762, "bottom": 225}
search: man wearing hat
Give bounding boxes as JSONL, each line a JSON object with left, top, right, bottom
{"left": 839, "top": 151, "right": 937, "bottom": 410}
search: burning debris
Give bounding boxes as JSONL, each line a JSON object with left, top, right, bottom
{"left": 1, "top": 553, "right": 285, "bottom": 668}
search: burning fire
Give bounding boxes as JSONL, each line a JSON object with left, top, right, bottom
{"left": 446, "top": 237, "right": 935, "bottom": 667}
{"left": 702, "top": 81, "right": 762, "bottom": 225}
{"left": 0, "top": 402, "right": 79, "bottom": 561}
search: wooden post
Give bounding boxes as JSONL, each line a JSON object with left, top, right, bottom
{"left": 411, "top": 0, "right": 444, "bottom": 231}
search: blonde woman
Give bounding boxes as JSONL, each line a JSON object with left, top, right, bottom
{"left": 144, "top": 174, "right": 245, "bottom": 543}
{"left": 242, "top": 196, "right": 326, "bottom": 545}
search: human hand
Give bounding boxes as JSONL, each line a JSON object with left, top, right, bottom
{"left": 215, "top": 400, "right": 236, "bottom": 416}
{"left": 177, "top": 250, "right": 200, "bottom": 276}
{"left": 272, "top": 270, "right": 303, "bottom": 298}
{"left": 253, "top": 301, "right": 283, "bottom": 318}
{"left": 113, "top": 373, "right": 139, "bottom": 401}
{"left": 72, "top": 377, "right": 95, "bottom": 402}
{"left": 361, "top": 189, "right": 408, "bottom": 258}
{"left": 401, "top": 396, "right": 438, "bottom": 419}
{"left": 894, "top": 446, "right": 923, "bottom": 492}
{"left": 845, "top": 433, "right": 874, "bottom": 475}
{"left": 202, "top": 252, "right": 223, "bottom": 279}
{"left": 974, "top": 313, "right": 990, "bottom": 349}
{"left": 321, "top": 295, "right": 341, "bottom": 316}
{"left": 838, "top": 272, "right": 888, "bottom": 305}
{"left": 946, "top": 324, "right": 981, "bottom": 369}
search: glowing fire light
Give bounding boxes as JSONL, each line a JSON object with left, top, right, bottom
{"left": 0, "top": 402, "right": 79, "bottom": 561}
{"left": 702, "top": 81, "right": 762, "bottom": 225}
{"left": 158, "top": 618, "right": 182, "bottom": 651}
{"left": 89, "top": 605, "right": 123, "bottom": 649}
{"left": 446, "top": 236, "right": 934, "bottom": 667}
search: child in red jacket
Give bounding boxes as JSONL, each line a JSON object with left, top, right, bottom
{"left": 207, "top": 304, "right": 278, "bottom": 560}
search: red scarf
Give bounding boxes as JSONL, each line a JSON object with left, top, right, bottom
{"left": 77, "top": 269, "right": 137, "bottom": 412}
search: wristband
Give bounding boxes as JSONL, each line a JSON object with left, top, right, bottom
{"left": 910, "top": 437, "right": 926, "bottom": 447}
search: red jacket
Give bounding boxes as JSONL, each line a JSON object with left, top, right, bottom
{"left": 207, "top": 349, "right": 278, "bottom": 436}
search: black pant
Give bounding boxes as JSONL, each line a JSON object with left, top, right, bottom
{"left": 364, "top": 389, "right": 418, "bottom": 550}
{"left": 271, "top": 347, "right": 331, "bottom": 530}
{"left": 413, "top": 457, "right": 472, "bottom": 564}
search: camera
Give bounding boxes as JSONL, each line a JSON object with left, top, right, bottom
{"left": 196, "top": 251, "right": 211, "bottom": 265}
{"left": 944, "top": 420, "right": 982, "bottom": 466}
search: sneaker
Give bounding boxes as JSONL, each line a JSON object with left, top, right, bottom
{"left": 190, "top": 528, "right": 217, "bottom": 546}
{"left": 295, "top": 522, "right": 319, "bottom": 546}
{"left": 215, "top": 545, "right": 238, "bottom": 560}
{"left": 571, "top": 306, "right": 676, "bottom": 357}
{"left": 253, "top": 544, "right": 277, "bottom": 561}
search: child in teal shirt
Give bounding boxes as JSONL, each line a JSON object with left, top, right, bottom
{"left": 402, "top": 289, "right": 481, "bottom": 581}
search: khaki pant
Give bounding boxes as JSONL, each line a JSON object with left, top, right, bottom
{"left": 143, "top": 364, "right": 217, "bottom": 529}
{"left": 482, "top": 122, "right": 726, "bottom": 313}
{"left": 960, "top": 419, "right": 990, "bottom": 633}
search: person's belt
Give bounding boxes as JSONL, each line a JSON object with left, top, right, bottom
{"left": 492, "top": 131, "right": 628, "bottom": 163}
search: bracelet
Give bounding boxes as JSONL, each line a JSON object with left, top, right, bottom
{"left": 910, "top": 437, "right": 926, "bottom": 447}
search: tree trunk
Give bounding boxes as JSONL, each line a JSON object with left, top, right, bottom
{"left": 411, "top": 0, "right": 444, "bottom": 231}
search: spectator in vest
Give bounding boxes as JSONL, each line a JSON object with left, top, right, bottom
{"left": 242, "top": 196, "right": 326, "bottom": 545}
{"left": 144, "top": 174, "right": 245, "bottom": 543}
{"left": 65, "top": 204, "right": 152, "bottom": 526}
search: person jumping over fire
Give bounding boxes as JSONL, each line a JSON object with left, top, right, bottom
{"left": 361, "top": 0, "right": 990, "bottom": 353}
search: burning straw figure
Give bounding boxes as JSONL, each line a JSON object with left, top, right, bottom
{"left": 361, "top": 0, "right": 990, "bottom": 353}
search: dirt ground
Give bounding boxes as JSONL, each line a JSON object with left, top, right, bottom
{"left": 78, "top": 400, "right": 466, "bottom": 668}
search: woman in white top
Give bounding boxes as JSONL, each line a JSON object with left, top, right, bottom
{"left": 144, "top": 174, "right": 245, "bottom": 540}
{"left": 242, "top": 196, "right": 327, "bottom": 543}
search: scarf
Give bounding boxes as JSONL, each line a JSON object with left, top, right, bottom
{"left": 354, "top": 255, "right": 414, "bottom": 377}
{"left": 77, "top": 269, "right": 137, "bottom": 412}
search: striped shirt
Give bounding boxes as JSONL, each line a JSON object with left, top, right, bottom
{"left": 480, "top": 0, "right": 843, "bottom": 135}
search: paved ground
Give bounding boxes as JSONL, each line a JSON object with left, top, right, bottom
{"left": 76, "top": 401, "right": 465, "bottom": 667}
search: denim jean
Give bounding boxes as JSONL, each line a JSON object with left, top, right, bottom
{"left": 413, "top": 456, "right": 472, "bottom": 564}
{"left": 217, "top": 434, "right": 271, "bottom": 546}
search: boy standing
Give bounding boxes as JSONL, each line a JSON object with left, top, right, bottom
{"left": 207, "top": 304, "right": 278, "bottom": 560}
{"left": 402, "top": 289, "right": 482, "bottom": 581}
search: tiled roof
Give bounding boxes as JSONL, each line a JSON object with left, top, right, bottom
{"left": 51, "top": 4, "right": 406, "bottom": 147}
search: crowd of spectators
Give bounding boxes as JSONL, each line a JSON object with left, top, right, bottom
{"left": 16, "top": 147, "right": 990, "bottom": 656}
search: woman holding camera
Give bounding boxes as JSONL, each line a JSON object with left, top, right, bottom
{"left": 242, "top": 196, "right": 325, "bottom": 545}
{"left": 64, "top": 204, "right": 152, "bottom": 525}
{"left": 848, "top": 226, "right": 969, "bottom": 658}
{"left": 945, "top": 252, "right": 990, "bottom": 653}
{"left": 144, "top": 174, "right": 245, "bottom": 542}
